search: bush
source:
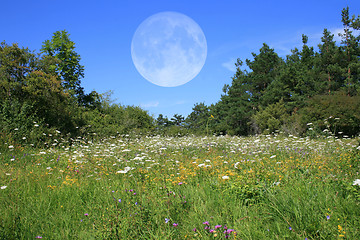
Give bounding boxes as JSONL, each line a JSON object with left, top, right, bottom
{"left": 252, "top": 99, "right": 290, "bottom": 134}
{"left": 299, "top": 92, "right": 360, "bottom": 137}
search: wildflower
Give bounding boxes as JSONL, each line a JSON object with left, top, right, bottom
{"left": 8, "top": 145, "right": 14, "bottom": 149}
{"left": 352, "top": 179, "right": 360, "bottom": 186}
{"left": 234, "top": 162, "right": 240, "bottom": 169}
{"left": 192, "top": 228, "right": 197, "bottom": 232}
{"left": 165, "top": 218, "right": 170, "bottom": 223}
{"left": 270, "top": 155, "right": 276, "bottom": 158}
{"left": 84, "top": 213, "right": 89, "bottom": 216}
{"left": 338, "top": 225, "right": 342, "bottom": 232}
{"left": 117, "top": 166, "right": 132, "bottom": 174}
{"left": 203, "top": 221, "right": 209, "bottom": 225}
{"left": 173, "top": 223, "right": 178, "bottom": 227}
{"left": 178, "top": 182, "right": 183, "bottom": 185}
{"left": 225, "top": 229, "right": 234, "bottom": 234}
{"left": 35, "top": 236, "right": 42, "bottom": 239}
{"left": 118, "top": 199, "right": 121, "bottom": 203}
{"left": 214, "top": 225, "right": 222, "bottom": 229}
{"left": 1, "top": 186, "right": 7, "bottom": 190}
{"left": 222, "top": 176, "right": 229, "bottom": 180}
{"left": 289, "top": 227, "right": 292, "bottom": 230}
{"left": 326, "top": 215, "right": 330, "bottom": 220}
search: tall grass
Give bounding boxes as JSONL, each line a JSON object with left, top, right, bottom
{"left": 1, "top": 135, "right": 359, "bottom": 239}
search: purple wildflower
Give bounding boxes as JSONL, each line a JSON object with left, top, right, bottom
{"left": 165, "top": 218, "right": 170, "bottom": 223}
{"left": 84, "top": 213, "right": 89, "bottom": 216}
{"left": 214, "top": 225, "right": 222, "bottom": 229}
{"left": 326, "top": 215, "right": 330, "bottom": 220}
{"left": 173, "top": 223, "right": 178, "bottom": 227}
{"left": 203, "top": 221, "right": 209, "bottom": 225}
{"left": 192, "top": 228, "right": 197, "bottom": 232}
{"left": 225, "top": 229, "right": 234, "bottom": 234}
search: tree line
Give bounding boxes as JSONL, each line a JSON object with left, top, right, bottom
{"left": 1, "top": 7, "right": 360, "bottom": 148}
{"left": 178, "top": 7, "right": 360, "bottom": 137}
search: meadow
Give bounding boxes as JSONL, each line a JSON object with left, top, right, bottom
{"left": 1, "top": 134, "right": 360, "bottom": 239}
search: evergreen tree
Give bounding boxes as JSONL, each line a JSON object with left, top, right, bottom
{"left": 339, "top": 7, "right": 360, "bottom": 95}
{"left": 171, "top": 114, "right": 185, "bottom": 126}
{"left": 185, "top": 102, "right": 210, "bottom": 131}
{"left": 245, "top": 43, "right": 283, "bottom": 107}
{"left": 315, "top": 29, "right": 342, "bottom": 94}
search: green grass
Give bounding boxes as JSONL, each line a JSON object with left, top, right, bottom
{"left": 1, "top": 135, "right": 360, "bottom": 239}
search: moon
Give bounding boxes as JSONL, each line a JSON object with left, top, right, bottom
{"left": 131, "top": 12, "right": 207, "bottom": 87}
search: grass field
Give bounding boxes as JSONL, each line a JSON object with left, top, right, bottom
{"left": 1, "top": 134, "right": 360, "bottom": 239}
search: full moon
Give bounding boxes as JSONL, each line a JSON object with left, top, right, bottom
{"left": 131, "top": 12, "right": 207, "bottom": 87}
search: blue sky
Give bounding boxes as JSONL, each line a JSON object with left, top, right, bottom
{"left": 2, "top": 0, "right": 359, "bottom": 119}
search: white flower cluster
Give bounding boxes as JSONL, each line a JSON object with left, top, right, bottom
{"left": 353, "top": 179, "right": 360, "bottom": 186}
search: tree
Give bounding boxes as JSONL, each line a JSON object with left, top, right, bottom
{"left": 156, "top": 114, "right": 171, "bottom": 127}
{"left": 41, "top": 30, "right": 85, "bottom": 102}
{"left": 0, "top": 41, "right": 37, "bottom": 100}
{"left": 338, "top": 7, "right": 360, "bottom": 95}
{"left": 211, "top": 59, "right": 254, "bottom": 135}
{"left": 171, "top": 114, "right": 185, "bottom": 126}
{"left": 185, "top": 102, "right": 210, "bottom": 131}
{"left": 0, "top": 41, "right": 81, "bottom": 143}
{"left": 315, "top": 29, "right": 342, "bottom": 94}
{"left": 245, "top": 43, "right": 283, "bottom": 106}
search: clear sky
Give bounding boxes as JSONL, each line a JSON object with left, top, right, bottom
{"left": 2, "top": 0, "right": 359, "bottom": 119}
